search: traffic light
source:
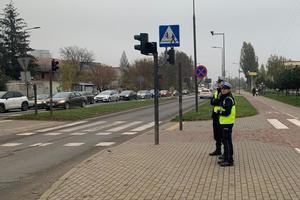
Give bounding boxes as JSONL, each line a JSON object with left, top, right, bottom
{"left": 134, "top": 33, "right": 149, "bottom": 55}
{"left": 51, "top": 59, "right": 59, "bottom": 71}
{"left": 167, "top": 48, "right": 175, "bottom": 65}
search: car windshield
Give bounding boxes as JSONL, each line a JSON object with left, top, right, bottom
{"left": 100, "top": 91, "right": 111, "bottom": 95}
{"left": 53, "top": 92, "right": 70, "bottom": 98}
{"left": 202, "top": 89, "right": 210, "bottom": 92}
{"left": 0, "top": 91, "right": 6, "bottom": 98}
{"left": 121, "top": 91, "right": 131, "bottom": 95}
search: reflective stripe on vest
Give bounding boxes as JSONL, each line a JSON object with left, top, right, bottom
{"left": 213, "top": 91, "right": 221, "bottom": 113}
{"left": 219, "top": 96, "right": 236, "bottom": 125}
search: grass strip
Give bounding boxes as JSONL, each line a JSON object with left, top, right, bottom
{"left": 9, "top": 98, "right": 175, "bottom": 121}
{"left": 173, "top": 95, "right": 257, "bottom": 121}
{"left": 264, "top": 91, "right": 300, "bottom": 107}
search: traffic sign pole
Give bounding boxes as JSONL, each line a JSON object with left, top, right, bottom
{"left": 178, "top": 62, "right": 183, "bottom": 131}
{"left": 153, "top": 52, "right": 159, "bottom": 145}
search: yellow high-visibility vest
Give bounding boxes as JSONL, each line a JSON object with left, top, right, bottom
{"left": 219, "top": 96, "right": 236, "bottom": 125}
{"left": 213, "top": 91, "right": 222, "bottom": 113}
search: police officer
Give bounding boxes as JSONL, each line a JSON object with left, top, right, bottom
{"left": 217, "top": 82, "right": 236, "bottom": 167}
{"left": 209, "top": 78, "right": 223, "bottom": 156}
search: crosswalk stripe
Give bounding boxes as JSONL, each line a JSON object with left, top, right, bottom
{"left": 44, "top": 132, "right": 64, "bottom": 136}
{"left": 17, "top": 132, "right": 37, "bottom": 136}
{"left": 267, "top": 119, "right": 289, "bottom": 129}
{"left": 122, "top": 132, "right": 138, "bottom": 135}
{"left": 70, "top": 132, "right": 87, "bottom": 136}
{"left": 37, "top": 121, "right": 88, "bottom": 133}
{"left": 131, "top": 122, "right": 155, "bottom": 132}
{"left": 287, "top": 119, "right": 300, "bottom": 127}
{"left": 85, "top": 121, "right": 126, "bottom": 132}
{"left": 61, "top": 121, "right": 106, "bottom": 132}
{"left": 95, "top": 142, "right": 115, "bottom": 147}
{"left": 64, "top": 143, "right": 84, "bottom": 147}
{"left": 107, "top": 121, "right": 143, "bottom": 132}
{"left": 295, "top": 148, "right": 300, "bottom": 154}
{"left": 30, "top": 143, "right": 53, "bottom": 147}
{"left": 0, "top": 120, "right": 13, "bottom": 123}
{"left": 95, "top": 132, "right": 111, "bottom": 135}
{"left": 1, "top": 143, "right": 22, "bottom": 147}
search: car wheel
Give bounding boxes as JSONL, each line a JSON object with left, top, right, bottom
{"left": 91, "top": 99, "right": 95, "bottom": 104}
{"left": 81, "top": 101, "right": 86, "bottom": 108}
{"left": 0, "top": 104, "right": 6, "bottom": 113}
{"left": 21, "top": 102, "right": 28, "bottom": 111}
{"left": 64, "top": 102, "right": 70, "bottom": 109}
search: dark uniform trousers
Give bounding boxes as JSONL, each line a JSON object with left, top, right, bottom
{"left": 212, "top": 115, "right": 222, "bottom": 153}
{"left": 222, "top": 124, "right": 234, "bottom": 162}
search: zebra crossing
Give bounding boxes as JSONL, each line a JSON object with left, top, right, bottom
{"left": 0, "top": 120, "right": 157, "bottom": 148}
{"left": 267, "top": 118, "right": 300, "bottom": 129}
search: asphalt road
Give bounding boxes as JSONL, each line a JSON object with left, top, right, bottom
{"left": 0, "top": 95, "right": 205, "bottom": 200}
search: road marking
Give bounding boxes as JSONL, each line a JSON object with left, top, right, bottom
{"left": 267, "top": 119, "right": 289, "bottom": 129}
{"left": 122, "top": 132, "right": 138, "bottom": 135}
{"left": 61, "top": 121, "right": 106, "bottom": 132}
{"left": 1, "top": 143, "right": 22, "bottom": 147}
{"left": 44, "top": 132, "right": 64, "bottom": 136}
{"left": 295, "top": 148, "right": 300, "bottom": 154}
{"left": 37, "top": 121, "right": 88, "bottom": 133}
{"left": 287, "top": 119, "right": 300, "bottom": 127}
{"left": 95, "top": 132, "right": 112, "bottom": 135}
{"left": 107, "top": 121, "right": 143, "bottom": 132}
{"left": 17, "top": 132, "right": 37, "bottom": 136}
{"left": 0, "top": 120, "right": 13, "bottom": 123}
{"left": 70, "top": 132, "right": 87, "bottom": 136}
{"left": 64, "top": 143, "right": 84, "bottom": 147}
{"left": 85, "top": 121, "right": 126, "bottom": 132}
{"left": 30, "top": 143, "right": 53, "bottom": 147}
{"left": 131, "top": 122, "right": 155, "bottom": 132}
{"left": 95, "top": 142, "right": 115, "bottom": 147}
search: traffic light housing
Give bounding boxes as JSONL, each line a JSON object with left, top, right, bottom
{"left": 134, "top": 33, "right": 149, "bottom": 55}
{"left": 51, "top": 59, "right": 59, "bottom": 71}
{"left": 167, "top": 48, "right": 175, "bottom": 65}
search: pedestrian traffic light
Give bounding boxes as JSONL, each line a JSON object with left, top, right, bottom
{"left": 51, "top": 59, "right": 59, "bottom": 71}
{"left": 134, "top": 33, "right": 149, "bottom": 55}
{"left": 167, "top": 48, "right": 175, "bottom": 65}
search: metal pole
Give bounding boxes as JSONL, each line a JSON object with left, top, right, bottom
{"left": 178, "top": 62, "right": 183, "bottom": 131}
{"left": 33, "top": 83, "right": 38, "bottom": 114}
{"left": 222, "top": 34, "right": 226, "bottom": 78}
{"left": 49, "top": 70, "right": 53, "bottom": 115}
{"left": 193, "top": 0, "right": 199, "bottom": 112}
{"left": 153, "top": 52, "right": 159, "bottom": 145}
{"left": 25, "top": 67, "right": 28, "bottom": 98}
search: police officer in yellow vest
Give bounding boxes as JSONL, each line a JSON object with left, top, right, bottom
{"left": 209, "top": 78, "right": 224, "bottom": 156}
{"left": 217, "top": 82, "right": 236, "bottom": 167}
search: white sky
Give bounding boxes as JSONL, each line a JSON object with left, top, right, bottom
{"left": 1, "top": 0, "right": 300, "bottom": 81}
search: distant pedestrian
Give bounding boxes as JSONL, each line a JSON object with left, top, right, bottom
{"left": 209, "top": 78, "right": 223, "bottom": 156}
{"left": 217, "top": 82, "right": 236, "bottom": 167}
{"left": 252, "top": 87, "right": 256, "bottom": 96}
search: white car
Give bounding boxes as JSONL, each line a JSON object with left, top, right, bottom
{"left": 94, "top": 90, "right": 119, "bottom": 102}
{"left": 0, "top": 91, "right": 29, "bottom": 112}
{"left": 199, "top": 88, "right": 213, "bottom": 99}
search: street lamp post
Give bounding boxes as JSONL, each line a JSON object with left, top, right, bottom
{"left": 211, "top": 31, "right": 225, "bottom": 78}
{"left": 193, "top": 0, "right": 199, "bottom": 112}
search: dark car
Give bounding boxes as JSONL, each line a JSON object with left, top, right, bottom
{"left": 79, "top": 91, "right": 95, "bottom": 104}
{"left": 119, "top": 90, "right": 137, "bottom": 101}
{"left": 45, "top": 91, "right": 86, "bottom": 110}
{"left": 34, "top": 94, "right": 49, "bottom": 109}
{"left": 137, "top": 90, "right": 152, "bottom": 99}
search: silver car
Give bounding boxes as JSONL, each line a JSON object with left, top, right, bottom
{"left": 94, "top": 90, "right": 119, "bottom": 102}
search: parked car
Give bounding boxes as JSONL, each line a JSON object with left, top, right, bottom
{"left": 0, "top": 91, "right": 29, "bottom": 113}
{"left": 159, "top": 90, "right": 171, "bottom": 97}
{"left": 199, "top": 88, "right": 213, "bottom": 99}
{"left": 137, "top": 90, "right": 152, "bottom": 99}
{"left": 79, "top": 91, "right": 95, "bottom": 104}
{"left": 94, "top": 90, "right": 119, "bottom": 102}
{"left": 182, "top": 89, "right": 190, "bottom": 95}
{"left": 34, "top": 94, "right": 49, "bottom": 109}
{"left": 119, "top": 90, "right": 137, "bottom": 100}
{"left": 45, "top": 91, "right": 86, "bottom": 110}
{"left": 172, "top": 90, "right": 179, "bottom": 96}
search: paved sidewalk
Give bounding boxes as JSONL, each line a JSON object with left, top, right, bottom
{"left": 39, "top": 94, "right": 300, "bottom": 200}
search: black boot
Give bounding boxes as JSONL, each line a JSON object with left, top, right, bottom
{"left": 209, "top": 150, "right": 222, "bottom": 156}
{"left": 219, "top": 160, "right": 234, "bottom": 167}
{"left": 218, "top": 154, "right": 224, "bottom": 160}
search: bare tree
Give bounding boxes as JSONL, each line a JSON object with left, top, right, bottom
{"left": 60, "top": 46, "right": 94, "bottom": 70}
{"left": 86, "top": 64, "right": 117, "bottom": 91}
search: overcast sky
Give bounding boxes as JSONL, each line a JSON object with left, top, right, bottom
{"left": 1, "top": 0, "right": 300, "bottom": 81}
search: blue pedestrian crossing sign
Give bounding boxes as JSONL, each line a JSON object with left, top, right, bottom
{"left": 159, "top": 25, "right": 180, "bottom": 47}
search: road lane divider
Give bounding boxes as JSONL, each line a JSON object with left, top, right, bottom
{"left": 95, "top": 132, "right": 112, "bottom": 135}
{"left": 1, "top": 143, "right": 22, "bottom": 147}
{"left": 17, "top": 132, "right": 37, "bottom": 136}
{"left": 267, "top": 119, "right": 289, "bottom": 129}
{"left": 30, "top": 143, "right": 53, "bottom": 147}
{"left": 64, "top": 143, "right": 85, "bottom": 147}
{"left": 44, "top": 132, "right": 64, "bottom": 136}
{"left": 95, "top": 142, "right": 115, "bottom": 147}
{"left": 122, "top": 132, "right": 138, "bottom": 135}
